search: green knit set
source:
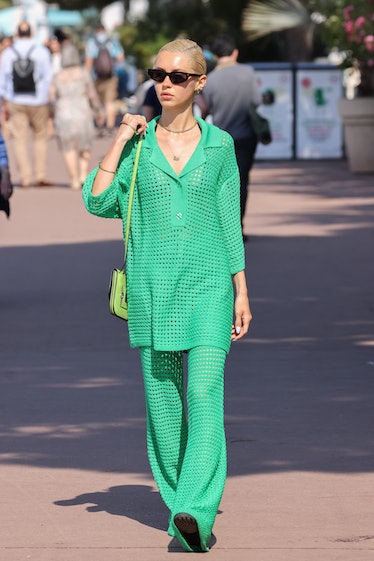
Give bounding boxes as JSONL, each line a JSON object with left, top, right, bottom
{"left": 83, "top": 117, "right": 245, "bottom": 551}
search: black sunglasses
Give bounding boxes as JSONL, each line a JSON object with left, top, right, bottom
{"left": 148, "top": 68, "right": 202, "bottom": 84}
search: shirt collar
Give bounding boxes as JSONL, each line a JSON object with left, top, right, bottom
{"left": 142, "top": 117, "right": 222, "bottom": 178}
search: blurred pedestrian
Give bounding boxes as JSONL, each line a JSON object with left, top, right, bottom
{"left": 45, "top": 34, "right": 64, "bottom": 138}
{"left": 84, "top": 22, "right": 125, "bottom": 136}
{"left": 116, "top": 55, "right": 138, "bottom": 99}
{"left": 139, "top": 55, "right": 162, "bottom": 120}
{"left": 0, "top": 21, "right": 53, "bottom": 188}
{"left": 0, "top": 33, "right": 13, "bottom": 140}
{"left": 125, "top": 68, "right": 152, "bottom": 114}
{"left": 46, "top": 35, "right": 62, "bottom": 76}
{"left": 0, "top": 33, "right": 12, "bottom": 61}
{"left": 83, "top": 38, "right": 252, "bottom": 552}
{"left": 202, "top": 34, "right": 261, "bottom": 234}
{"left": 0, "top": 131, "right": 13, "bottom": 218}
{"left": 50, "top": 44, "right": 104, "bottom": 189}
{"left": 141, "top": 84, "right": 162, "bottom": 121}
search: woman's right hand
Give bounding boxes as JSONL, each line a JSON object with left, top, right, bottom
{"left": 117, "top": 113, "right": 148, "bottom": 141}
{"left": 91, "top": 114, "right": 147, "bottom": 196}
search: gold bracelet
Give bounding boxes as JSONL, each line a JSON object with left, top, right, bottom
{"left": 120, "top": 121, "right": 136, "bottom": 132}
{"left": 98, "top": 162, "right": 116, "bottom": 174}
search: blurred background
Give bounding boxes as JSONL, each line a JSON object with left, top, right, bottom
{"left": 1, "top": 0, "right": 372, "bottom": 168}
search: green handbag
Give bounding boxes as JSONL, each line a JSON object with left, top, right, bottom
{"left": 248, "top": 102, "right": 272, "bottom": 145}
{"left": 108, "top": 137, "right": 143, "bottom": 320}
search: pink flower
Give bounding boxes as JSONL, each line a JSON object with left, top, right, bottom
{"left": 343, "top": 21, "right": 355, "bottom": 34}
{"left": 355, "top": 16, "right": 366, "bottom": 27}
{"left": 343, "top": 5, "right": 355, "bottom": 20}
{"left": 321, "top": 1, "right": 374, "bottom": 69}
{"left": 364, "top": 34, "right": 374, "bottom": 51}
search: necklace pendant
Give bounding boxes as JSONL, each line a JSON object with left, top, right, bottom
{"left": 173, "top": 156, "right": 180, "bottom": 161}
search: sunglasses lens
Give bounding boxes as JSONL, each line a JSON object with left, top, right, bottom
{"left": 148, "top": 69, "right": 166, "bottom": 82}
{"left": 148, "top": 69, "right": 190, "bottom": 84}
{"left": 169, "top": 72, "right": 188, "bottom": 84}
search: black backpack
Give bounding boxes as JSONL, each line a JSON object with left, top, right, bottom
{"left": 93, "top": 39, "right": 113, "bottom": 79}
{"left": 12, "top": 45, "right": 36, "bottom": 94}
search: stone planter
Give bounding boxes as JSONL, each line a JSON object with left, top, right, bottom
{"left": 338, "top": 97, "right": 374, "bottom": 173}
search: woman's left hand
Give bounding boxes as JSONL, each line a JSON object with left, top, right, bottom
{"left": 231, "top": 270, "right": 253, "bottom": 341}
{"left": 231, "top": 293, "right": 252, "bottom": 341}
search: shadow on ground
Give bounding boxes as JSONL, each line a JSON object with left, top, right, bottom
{"left": 55, "top": 484, "right": 169, "bottom": 531}
{"left": 1, "top": 173, "right": 373, "bottom": 480}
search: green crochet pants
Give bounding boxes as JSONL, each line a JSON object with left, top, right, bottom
{"left": 140, "top": 346, "right": 227, "bottom": 552}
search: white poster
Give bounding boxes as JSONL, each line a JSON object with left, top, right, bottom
{"left": 296, "top": 68, "right": 343, "bottom": 159}
{"left": 254, "top": 69, "right": 294, "bottom": 160}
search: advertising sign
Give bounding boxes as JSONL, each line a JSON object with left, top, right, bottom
{"left": 254, "top": 68, "right": 294, "bottom": 160}
{"left": 296, "top": 67, "right": 343, "bottom": 158}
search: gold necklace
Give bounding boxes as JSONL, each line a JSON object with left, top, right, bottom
{"left": 158, "top": 121, "right": 198, "bottom": 134}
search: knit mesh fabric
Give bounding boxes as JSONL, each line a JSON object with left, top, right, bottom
{"left": 140, "top": 345, "right": 227, "bottom": 552}
{"left": 82, "top": 117, "right": 245, "bottom": 353}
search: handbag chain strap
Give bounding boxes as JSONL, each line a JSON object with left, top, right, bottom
{"left": 123, "top": 137, "right": 143, "bottom": 267}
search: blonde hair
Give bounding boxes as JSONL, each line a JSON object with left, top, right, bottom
{"left": 157, "top": 39, "right": 207, "bottom": 75}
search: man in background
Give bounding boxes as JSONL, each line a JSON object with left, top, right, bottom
{"left": 202, "top": 34, "right": 262, "bottom": 237}
{"left": 84, "top": 22, "right": 125, "bottom": 136}
{"left": 0, "top": 21, "right": 53, "bottom": 188}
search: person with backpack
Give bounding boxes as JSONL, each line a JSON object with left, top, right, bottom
{"left": 84, "top": 22, "right": 125, "bottom": 137}
{"left": 0, "top": 21, "right": 53, "bottom": 188}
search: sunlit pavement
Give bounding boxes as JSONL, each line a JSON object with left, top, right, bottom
{"left": 1, "top": 136, "right": 374, "bottom": 560}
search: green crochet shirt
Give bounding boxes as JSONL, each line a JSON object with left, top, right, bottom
{"left": 82, "top": 117, "right": 245, "bottom": 352}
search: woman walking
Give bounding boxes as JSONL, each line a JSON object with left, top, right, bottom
{"left": 82, "top": 39, "right": 252, "bottom": 552}
{"left": 50, "top": 44, "right": 104, "bottom": 189}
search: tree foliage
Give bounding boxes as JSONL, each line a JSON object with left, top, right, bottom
{"left": 116, "top": 0, "right": 266, "bottom": 66}
{"left": 46, "top": 0, "right": 317, "bottom": 67}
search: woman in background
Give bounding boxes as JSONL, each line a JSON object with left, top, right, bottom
{"left": 50, "top": 44, "right": 104, "bottom": 189}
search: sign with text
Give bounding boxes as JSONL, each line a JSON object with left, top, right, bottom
{"left": 296, "top": 68, "right": 343, "bottom": 159}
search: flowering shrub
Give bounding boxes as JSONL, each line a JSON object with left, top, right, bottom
{"left": 311, "top": 0, "right": 374, "bottom": 67}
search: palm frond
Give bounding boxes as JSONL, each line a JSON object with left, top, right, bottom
{"left": 242, "top": 0, "right": 311, "bottom": 40}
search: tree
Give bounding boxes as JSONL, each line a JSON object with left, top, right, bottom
{"left": 44, "top": 0, "right": 318, "bottom": 66}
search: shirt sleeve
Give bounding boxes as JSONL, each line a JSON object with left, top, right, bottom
{"left": 217, "top": 134, "right": 245, "bottom": 275}
{"left": 249, "top": 66, "right": 262, "bottom": 106}
{"left": 82, "top": 140, "right": 136, "bottom": 219}
{"left": 82, "top": 168, "right": 122, "bottom": 219}
{"left": 85, "top": 38, "right": 97, "bottom": 59}
{"left": 109, "top": 39, "right": 124, "bottom": 59}
{"left": 0, "top": 48, "right": 12, "bottom": 99}
{"left": 0, "top": 134, "right": 9, "bottom": 167}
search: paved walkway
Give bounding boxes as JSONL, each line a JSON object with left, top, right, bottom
{"left": 1, "top": 136, "right": 374, "bottom": 560}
